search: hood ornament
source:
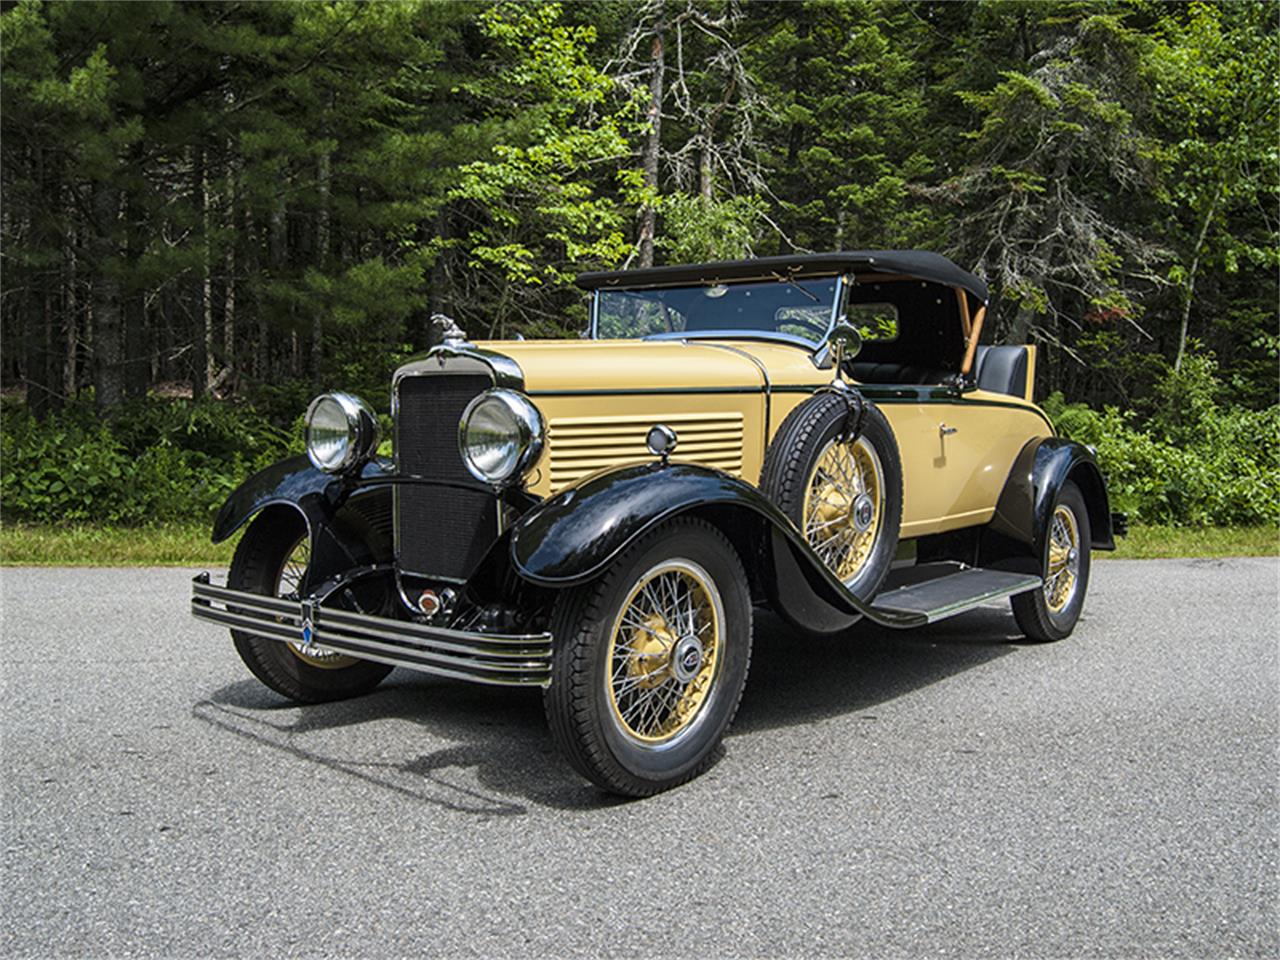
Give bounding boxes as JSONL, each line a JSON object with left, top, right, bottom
{"left": 430, "top": 313, "right": 468, "bottom": 347}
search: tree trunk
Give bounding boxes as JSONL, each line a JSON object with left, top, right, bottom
{"left": 269, "top": 181, "right": 287, "bottom": 381}
{"left": 1174, "top": 187, "right": 1221, "bottom": 372}
{"left": 314, "top": 147, "right": 331, "bottom": 385}
{"left": 25, "top": 147, "right": 56, "bottom": 418}
{"left": 699, "top": 138, "right": 713, "bottom": 201}
{"left": 203, "top": 151, "right": 215, "bottom": 392}
{"left": 428, "top": 210, "right": 447, "bottom": 324}
{"left": 123, "top": 191, "right": 148, "bottom": 399}
{"left": 190, "top": 147, "right": 208, "bottom": 400}
{"left": 90, "top": 180, "right": 124, "bottom": 412}
{"left": 224, "top": 158, "right": 240, "bottom": 387}
{"left": 637, "top": 27, "right": 665, "bottom": 269}
{"left": 64, "top": 230, "right": 77, "bottom": 400}
{"left": 244, "top": 206, "right": 266, "bottom": 383}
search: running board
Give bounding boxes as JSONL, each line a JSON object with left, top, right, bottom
{"left": 869, "top": 567, "right": 1042, "bottom": 624}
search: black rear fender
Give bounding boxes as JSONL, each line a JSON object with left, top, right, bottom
{"left": 979, "top": 437, "right": 1116, "bottom": 576}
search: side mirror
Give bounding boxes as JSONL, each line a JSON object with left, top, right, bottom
{"left": 827, "top": 322, "right": 863, "bottom": 363}
{"left": 821, "top": 322, "right": 862, "bottom": 384}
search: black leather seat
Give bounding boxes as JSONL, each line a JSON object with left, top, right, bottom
{"left": 847, "top": 361, "right": 950, "bottom": 385}
{"left": 973, "top": 345, "right": 1029, "bottom": 398}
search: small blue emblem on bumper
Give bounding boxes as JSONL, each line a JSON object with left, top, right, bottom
{"left": 300, "top": 599, "right": 317, "bottom": 647}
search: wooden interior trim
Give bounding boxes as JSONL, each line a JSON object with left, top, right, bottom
{"left": 957, "top": 289, "right": 972, "bottom": 339}
{"left": 960, "top": 304, "right": 987, "bottom": 375}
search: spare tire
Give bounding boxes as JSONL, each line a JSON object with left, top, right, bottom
{"left": 759, "top": 391, "right": 903, "bottom": 601}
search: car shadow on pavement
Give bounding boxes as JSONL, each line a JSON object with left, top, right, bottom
{"left": 732, "top": 607, "right": 1020, "bottom": 734}
{"left": 191, "top": 605, "right": 1022, "bottom": 816}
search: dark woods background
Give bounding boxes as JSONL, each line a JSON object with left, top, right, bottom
{"left": 2, "top": 0, "right": 1277, "bottom": 526}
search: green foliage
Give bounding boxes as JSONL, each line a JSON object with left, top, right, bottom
{"left": 0, "top": 398, "right": 296, "bottom": 525}
{"left": 1, "top": 0, "right": 1277, "bottom": 532}
{"left": 656, "top": 193, "right": 766, "bottom": 263}
{"left": 1043, "top": 354, "right": 1280, "bottom": 526}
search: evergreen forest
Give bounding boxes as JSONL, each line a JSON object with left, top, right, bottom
{"left": 2, "top": 0, "right": 1277, "bottom": 529}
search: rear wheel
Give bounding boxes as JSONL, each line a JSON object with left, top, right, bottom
{"left": 1011, "top": 480, "right": 1092, "bottom": 642}
{"left": 229, "top": 510, "right": 391, "bottom": 703}
{"left": 543, "top": 518, "right": 752, "bottom": 797}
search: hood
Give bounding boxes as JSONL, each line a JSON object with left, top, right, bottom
{"left": 473, "top": 339, "right": 770, "bottom": 393}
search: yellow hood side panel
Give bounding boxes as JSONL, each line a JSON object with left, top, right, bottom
{"left": 475, "top": 338, "right": 1051, "bottom": 534}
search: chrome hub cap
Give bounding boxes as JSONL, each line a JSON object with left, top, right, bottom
{"left": 671, "top": 635, "right": 705, "bottom": 684}
{"left": 852, "top": 493, "right": 875, "bottom": 533}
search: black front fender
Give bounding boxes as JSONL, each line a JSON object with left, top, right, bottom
{"left": 212, "top": 454, "right": 395, "bottom": 543}
{"left": 211, "top": 455, "right": 398, "bottom": 589}
{"left": 508, "top": 462, "right": 924, "bottom": 631}
{"left": 980, "top": 437, "right": 1116, "bottom": 575}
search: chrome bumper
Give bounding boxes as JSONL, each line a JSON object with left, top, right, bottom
{"left": 191, "top": 573, "right": 552, "bottom": 688}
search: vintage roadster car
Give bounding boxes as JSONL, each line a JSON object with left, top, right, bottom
{"left": 192, "top": 250, "right": 1120, "bottom": 796}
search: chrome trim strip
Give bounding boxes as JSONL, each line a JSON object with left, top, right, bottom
{"left": 192, "top": 575, "right": 552, "bottom": 688}
{"left": 527, "top": 385, "right": 765, "bottom": 397}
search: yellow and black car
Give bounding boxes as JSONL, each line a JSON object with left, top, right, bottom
{"left": 192, "top": 251, "right": 1122, "bottom": 796}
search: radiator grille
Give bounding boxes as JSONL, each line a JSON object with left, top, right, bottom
{"left": 547, "top": 411, "right": 744, "bottom": 493}
{"left": 395, "top": 374, "right": 495, "bottom": 580}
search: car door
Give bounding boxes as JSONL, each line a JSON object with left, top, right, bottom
{"left": 879, "top": 391, "right": 1052, "bottom": 539}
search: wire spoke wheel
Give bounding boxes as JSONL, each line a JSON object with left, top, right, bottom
{"left": 802, "top": 435, "right": 885, "bottom": 586}
{"left": 1011, "top": 480, "right": 1092, "bottom": 643}
{"left": 544, "top": 518, "right": 752, "bottom": 797}
{"left": 1044, "top": 505, "right": 1081, "bottom": 613}
{"left": 605, "top": 560, "right": 724, "bottom": 746}
{"left": 275, "top": 535, "right": 356, "bottom": 669}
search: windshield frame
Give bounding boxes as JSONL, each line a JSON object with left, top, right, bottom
{"left": 589, "top": 273, "right": 847, "bottom": 349}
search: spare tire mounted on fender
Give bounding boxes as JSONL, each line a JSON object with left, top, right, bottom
{"left": 760, "top": 390, "right": 903, "bottom": 602}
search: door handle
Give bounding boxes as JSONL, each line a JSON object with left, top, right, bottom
{"left": 939, "top": 423, "right": 958, "bottom": 437}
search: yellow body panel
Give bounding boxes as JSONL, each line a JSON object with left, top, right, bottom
{"left": 877, "top": 394, "right": 1051, "bottom": 536}
{"left": 473, "top": 338, "right": 1052, "bottom": 536}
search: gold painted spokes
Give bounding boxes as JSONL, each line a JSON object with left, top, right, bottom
{"left": 802, "top": 436, "right": 884, "bottom": 586}
{"left": 1045, "top": 505, "right": 1081, "bottom": 613}
{"left": 606, "top": 561, "right": 723, "bottom": 745}
{"left": 276, "top": 535, "right": 356, "bottom": 669}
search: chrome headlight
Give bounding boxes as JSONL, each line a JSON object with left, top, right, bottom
{"left": 458, "top": 388, "right": 544, "bottom": 487}
{"left": 305, "top": 392, "right": 379, "bottom": 474}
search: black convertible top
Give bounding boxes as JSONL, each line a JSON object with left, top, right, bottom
{"left": 576, "top": 250, "right": 989, "bottom": 304}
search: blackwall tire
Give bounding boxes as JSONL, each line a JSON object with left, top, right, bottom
{"left": 760, "top": 392, "right": 903, "bottom": 601}
{"left": 228, "top": 511, "right": 392, "bottom": 703}
{"left": 543, "top": 517, "right": 752, "bottom": 797}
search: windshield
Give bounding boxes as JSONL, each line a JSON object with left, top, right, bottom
{"left": 593, "top": 276, "right": 841, "bottom": 345}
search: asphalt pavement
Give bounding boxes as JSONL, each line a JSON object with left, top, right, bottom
{"left": 2, "top": 558, "right": 1277, "bottom": 958}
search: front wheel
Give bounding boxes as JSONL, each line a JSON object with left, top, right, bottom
{"left": 1011, "top": 480, "right": 1092, "bottom": 642}
{"left": 543, "top": 518, "right": 752, "bottom": 797}
{"left": 228, "top": 510, "right": 392, "bottom": 703}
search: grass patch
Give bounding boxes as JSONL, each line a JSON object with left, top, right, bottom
{"left": 1, "top": 523, "right": 241, "bottom": 566}
{"left": 1, "top": 521, "right": 1275, "bottom": 567}
{"left": 1098, "top": 524, "right": 1278, "bottom": 560}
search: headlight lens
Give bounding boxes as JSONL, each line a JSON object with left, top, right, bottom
{"left": 459, "top": 388, "right": 543, "bottom": 486}
{"left": 305, "top": 392, "right": 379, "bottom": 473}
